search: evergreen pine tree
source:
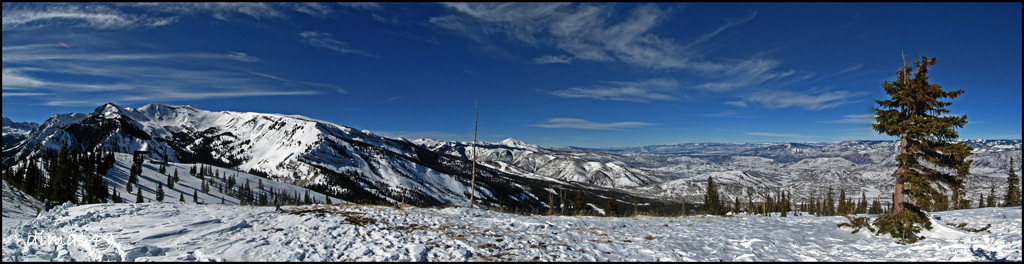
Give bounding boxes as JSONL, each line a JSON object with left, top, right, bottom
{"left": 606, "top": 195, "right": 618, "bottom": 217}
{"left": 869, "top": 199, "right": 883, "bottom": 214}
{"left": 825, "top": 187, "right": 836, "bottom": 216}
{"left": 180, "top": 192, "right": 185, "bottom": 202}
{"left": 987, "top": 185, "right": 997, "bottom": 207}
{"left": 166, "top": 174, "right": 174, "bottom": 189}
{"left": 701, "top": 176, "right": 722, "bottom": 215}
{"left": 978, "top": 193, "right": 986, "bottom": 208}
{"left": 573, "top": 189, "right": 585, "bottom": 215}
{"left": 193, "top": 190, "right": 199, "bottom": 203}
{"left": 136, "top": 187, "right": 144, "bottom": 203}
{"left": 872, "top": 54, "right": 972, "bottom": 244}
{"left": 838, "top": 189, "right": 848, "bottom": 215}
{"left": 304, "top": 189, "right": 312, "bottom": 205}
{"left": 52, "top": 144, "right": 81, "bottom": 204}
{"left": 127, "top": 181, "right": 133, "bottom": 193}
{"left": 734, "top": 196, "right": 741, "bottom": 214}
{"left": 174, "top": 168, "right": 179, "bottom": 184}
{"left": 25, "top": 162, "right": 44, "bottom": 200}
{"left": 858, "top": 192, "right": 868, "bottom": 214}
{"left": 325, "top": 195, "right": 332, "bottom": 205}
{"left": 1004, "top": 158, "right": 1022, "bottom": 207}
{"left": 190, "top": 164, "right": 196, "bottom": 176}
{"left": 156, "top": 183, "right": 164, "bottom": 202}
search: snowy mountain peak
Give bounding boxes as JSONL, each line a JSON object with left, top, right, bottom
{"left": 93, "top": 102, "right": 127, "bottom": 118}
{"left": 499, "top": 138, "right": 538, "bottom": 150}
{"left": 2, "top": 117, "right": 38, "bottom": 133}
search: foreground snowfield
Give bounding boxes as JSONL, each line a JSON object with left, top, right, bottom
{"left": 2, "top": 202, "right": 1020, "bottom": 262}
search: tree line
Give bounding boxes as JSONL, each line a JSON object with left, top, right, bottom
{"left": 2, "top": 143, "right": 333, "bottom": 207}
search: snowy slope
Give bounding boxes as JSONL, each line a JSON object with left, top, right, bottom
{"left": 413, "top": 138, "right": 658, "bottom": 188}
{"left": 3, "top": 103, "right": 670, "bottom": 211}
{"left": 2, "top": 179, "right": 43, "bottom": 231}
{"left": 2, "top": 152, "right": 332, "bottom": 208}
{"left": 3, "top": 202, "right": 1019, "bottom": 261}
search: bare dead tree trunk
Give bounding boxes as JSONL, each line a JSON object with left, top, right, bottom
{"left": 469, "top": 102, "right": 478, "bottom": 209}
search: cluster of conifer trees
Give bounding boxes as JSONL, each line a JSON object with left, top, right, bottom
{"left": 2, "top": 144, "right": 335, "bottom": 208}
{"left": 2, "top": 144, "right": 115, "bottom": 205}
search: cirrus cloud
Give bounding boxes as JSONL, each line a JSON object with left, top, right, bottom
{"left": 531, "top": 118, "right": 655, "bottom": 131}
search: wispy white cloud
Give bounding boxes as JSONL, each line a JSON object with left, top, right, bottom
{"left": 294, "top": 2, "right": 335, "bottom": 18}
{"left": 531, "top": 118, "right": 655, "bottom": 130}
{"left": 693, "top": 111, "right": 757, "bottom": 119}
{"left": 299, "top": 31, "right": 376, "bottom": 57}
{"left": 724, "top": 101, "right": 747, "bottom": 107}
{"left": 834, "top": 64, "right": 863, "bottom": 76}
{"left": 822, "top": 114, "right": 875, "bottom": 124}
{"left": 695, "top": 59, "right": 794, "bottom": 92}
{"left": 550, "top": 78, "right": 678, "bottom": 103}
{"left": 1, "top": 41, "right": 322, "bottom": 106}
{"left": 737, "top": 89, "right": 864, "bottom": 111}
{"left": 1, "top": 46, "right": 261, "bottom": 63}
{"left": 2, "top": 3, "right": 177, "bottom": 31}
{"left": 683, "top": 11, "right": 757, "bottom": 49}
{"left": 1, "top": 92, "right": 49, "bottom": 97}
{"left": 532, "top": 55, "right": 572, "bottom": 64}
{"left": 3, "top": 3, "right": 354, "bottom": 31}
{"left": 336, "top": 3, "right": 383, "bottom": 10}
{"left": 745, "top": 132, "right": 816, "bottom": 138}
{"left": 125, "top": 2, "right": 284, "bottom": 21}
{"left": 1, "top": 68, "right": 46, "bottom": 90}
{"left": 431, "top": 2, "right": 790, "bottom": 91}
{"left": 431, "top": 3, "right": 690, "bottom": 69}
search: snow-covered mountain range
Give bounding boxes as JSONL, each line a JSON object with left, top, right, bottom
{"left": 1, "top": 103, "right": 672, "bottom": 212}
{"left": 412, "top": 137, "right": 1021, "bottom": 205}
{"left": 1, "top": 117, "right": 38, "bottom": 151}
{"left": 2, "top": 103, "right": 1020, "bottom": 210}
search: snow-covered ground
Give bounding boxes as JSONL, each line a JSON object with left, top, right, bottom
{"left": 1, "top": 180, "right": 42, "bottom": 232}
{"left": 3, "top": 201, "right": 1020, "bottom": 261}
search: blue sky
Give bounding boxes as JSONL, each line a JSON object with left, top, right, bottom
{"left": 2, "top": 3, "right": 1021, "bottom": 148}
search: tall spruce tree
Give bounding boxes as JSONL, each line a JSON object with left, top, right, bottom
{"left": 156, "top": 183, "right": 164, "bottom": 202}
{"left": 987, "top": 185, "right": 996, "bottom": 207}
{"left": 858, "top": 192, "right": 869, "bottom": 214}
{"left": 824, "top": 187, "right": 835, "bottom": 216}
{"left": 573, "top": 189, "right": 585, "bottom": 215}
{"left": 872, "top": 54, "right": 972, "bottom": 244}
{"left": 734, "top": 196, "right": 741, "bottom": 215}
{"left": 136, "top": 187, "right": 144, "bottom": 203}
{"left": 45, "top": 144, "right": 79, "bottom": 204}
{"left": 701, "top": 176, "right": 722, "bottom": 215}
{"left": 1004, "top": 158, "right": 1022, "bottom": 207}
{"left": 606, "top": 195, "right": 618, "bottom": 217}
{"left": 869, "top": 199, "right": 883, "bottom": 214}
{"left": 838, "top": 189, "right": 848, "bottom": 215}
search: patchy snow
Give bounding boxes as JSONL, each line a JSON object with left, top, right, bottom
{"left": 3, "top": 202, "right": 1019, "bottom": 262}
{"left": 2, "top": 180, "right": 42, "bottom": 232}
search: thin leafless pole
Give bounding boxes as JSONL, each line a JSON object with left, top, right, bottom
{"left": 469, "top": 101, "right": 478, "bottom": 209}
